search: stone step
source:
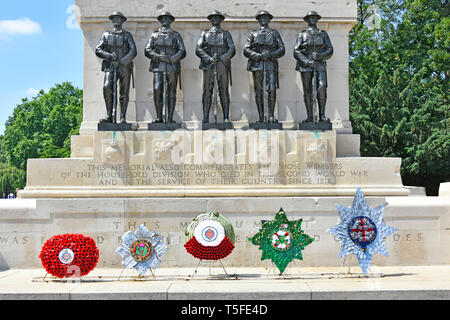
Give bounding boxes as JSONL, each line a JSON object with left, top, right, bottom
{"left": 0, "top": 266, "right": 449, "bottom": 300}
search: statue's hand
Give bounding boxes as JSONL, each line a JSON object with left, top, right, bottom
{"left": 307, "top": 60, "right": 317, "bottom": 68}
{"left": 312, "top": 52, "right": 320, "bottom": 61}
{"left": 211, "top": 55, "right": 220, "bottom": 64}
{"left": 207, "top": 57, "right": 216, "bottom": 65}
{"left": 255, "top": 53, "right": 266, "bottom": 62}
{"left": 260, "top": 50, "right": 271, "bottom": 60}
{"left": 110, "top": 52, "right": 118, "bottom": 61}
{"left": 159, "top": 54, "right": 170, "bottom": 63}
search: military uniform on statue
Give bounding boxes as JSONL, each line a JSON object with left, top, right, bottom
{"left": 244, "top": 10, "right": 285, "bottom": 130}
{"left": 146, "top": 12, "right": 186, "bottom": 131}
{"left": 96, "top": 12, "right": 137, "bottom": 131}
{"left": 196, "top": 10, "right": 236, "bottom": 130}
{"left": 295, "top": 11, "right": 334, "bottom": 131}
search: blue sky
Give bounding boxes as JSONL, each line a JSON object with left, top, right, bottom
{"left": 0, "top": 0, "right": 83, "bottom": 135}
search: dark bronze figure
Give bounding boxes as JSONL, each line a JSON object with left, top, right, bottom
{"left": 96, "top": 12, "right": 137, "bottom": 124}
{"left": 145, "top": 12, "right": 186, "bottom": 124}
{"left": 244, "top": 10, "right": 285, "bottom": 124}
{"left": 294, "top": 11, "right": 333, "bottom": 124}
{"left": 196, "top": 10, "right": 236, "bottom": 124}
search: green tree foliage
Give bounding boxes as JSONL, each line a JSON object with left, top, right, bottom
{"left": 0, "top": 163, "right": 26, "bottom": 196}
{"left": 0, "top": 135, "right": 7, "bottom": 164}
{"left": 2, "top": 82, "right": 83, "bottom": 171}
{"left": 350, "top": 0, "right": 449, "bottom": 194}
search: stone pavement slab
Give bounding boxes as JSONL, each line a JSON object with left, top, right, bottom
{"left": 0, "top": 266, "right": 449, "bottom": 300}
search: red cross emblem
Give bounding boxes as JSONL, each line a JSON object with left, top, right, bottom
{"left": 348, "top": 216, "right": 377, "bottom": 251}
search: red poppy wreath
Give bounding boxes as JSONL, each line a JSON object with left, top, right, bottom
{"left": 184, "top": 211, "right": 235, "bottom": 261}
{"left": 39, "top": 234, "right": 99, "bottom": 278}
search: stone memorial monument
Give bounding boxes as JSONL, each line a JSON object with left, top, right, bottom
{"left": 0, "top": 0, "right": 448, "bottom": 272}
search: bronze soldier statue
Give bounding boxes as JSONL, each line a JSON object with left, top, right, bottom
{"left": 294, "top": 11, "right": 334, "bottom": 124}
{"left": 96, "top": 12, "right": 137, "bottom": 124}
{"left": 145, "top": 12, "right": 186, "bottom": 124}
{"left": 196, "top": 10, "right": 236, "bottom": 124}
{"left": 244, "top": 10, "right": 285, "bottom": 124}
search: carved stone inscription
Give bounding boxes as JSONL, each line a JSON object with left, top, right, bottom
{"left": 56, "top": 162, "right": 362, "bottom": 187}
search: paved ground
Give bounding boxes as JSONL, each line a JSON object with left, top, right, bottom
{"left": 0, "top": 266, "right": 449, "bottom": 300}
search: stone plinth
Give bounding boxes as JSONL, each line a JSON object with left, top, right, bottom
{"left": 18, "top": 130, "right": 407, "bottom": 199}
{"left": 439, "top": 183, "right": 450, "bottom": 197}
{"left": 75, "top": 0, "right": 358, "bottom": 143}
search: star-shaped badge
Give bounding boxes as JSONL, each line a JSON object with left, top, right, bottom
{"left": 328, "top": 187, "right": 397, "bottom": 274}
{"left": 249, "top": 208, "right": 314, "bottom": 275}
{"left": 116, "top": 224, "right": 168, "bottom": 276}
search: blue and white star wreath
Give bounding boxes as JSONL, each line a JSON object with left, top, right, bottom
{"left": 116, "top": 224, "right": 168, "bottom": 276}
{"left": 327, "top": 187, "right": 397, "bottom": 274}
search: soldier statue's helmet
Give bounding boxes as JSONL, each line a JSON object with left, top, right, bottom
{"left": 255, "top": 10, "right": 273, "bottom": 21}
{"left": 109, "top": 11, "right": 127, "bottom": 22}
{"left": 207, "top": 10, "right": 225, "bottom": 21}
{"left": 157, "top": 11, "right": 175, "bottom": 22}
{"left": 303, "top": 11, "right": 322, "bottom": 22}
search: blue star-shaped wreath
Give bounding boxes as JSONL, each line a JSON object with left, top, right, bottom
{"left": 327, "top": 187, "right": 397, "bottom": 274}
{"left": 116, "top": 224, "right": 168, "bottom": 276}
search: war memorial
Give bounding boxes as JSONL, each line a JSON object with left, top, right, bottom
{"left": 0, "top": 0, "right": 449, "bottom": 301}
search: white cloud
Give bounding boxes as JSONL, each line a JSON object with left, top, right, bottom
{"left": 26, "top": 88, "right": 40, "bottom": 95}
{"left": 66, "top": 5, "right": 81, "bottom": 30}
{"left": 0, "top": 17, "right": 42, "bottom": 36}
{"left": 26, "top": 88, "right": 49, "bottom": 96}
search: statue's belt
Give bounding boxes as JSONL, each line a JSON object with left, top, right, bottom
{"left": 205, "top": 48, "right": 228, "bottom": 55}
{"left": 254, "top": 45, "right": 276, "bottom": 51}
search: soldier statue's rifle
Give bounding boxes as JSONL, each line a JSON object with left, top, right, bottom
{"left": 312, "top": 63, "right": 318, "bottom": 123}
{"left": 162, "top": 53, "right": 168, "bottom": 123}
{"left": 112, "top": 29, "right": 118, "bottom": 124}
{"left": 312, "top": 30, "right": 319, "bottom": 123}
{"left": 262, "top": 53, "right": 268, "bottom": 123}
{"left": 213, "top": 53, "right": 219, "bottom": 124}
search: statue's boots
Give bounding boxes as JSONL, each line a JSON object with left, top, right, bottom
{"left": 202, "top": 96, "right": 211, "bottom": 123}
{"left": 317, "top": 86, "right": 330, "bottom": 123}
{"left": 153, "top": 90, "right": 164, "bottom": 123}
{"left": 255, "top": 95, "right": 264, "bottom": 123}
{"left": 153, "top": 104, "right": 163, "bottom": 123}
{"left": 167, "top": 97, "right": 177, "bottom": 123}
{"left": 221, "top": 98, "right": 230, "bottom": 122}
{"left": 303, "top": 94, "right": 314, "bottom": 123}
{"left": 267, "top": 91, "right": 278, "bottom": 123}
{"left": 120, "top": 97, "right": 129, "bottom": 123}
{"left": 100, "top": 97, "right": 114, "bottom": 123}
